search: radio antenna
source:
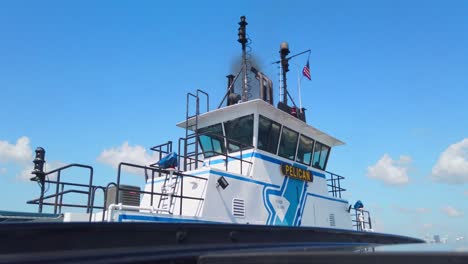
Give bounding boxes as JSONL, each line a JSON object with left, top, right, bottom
{"left": 237, "top": 16, "right": 248, "bottom": 102}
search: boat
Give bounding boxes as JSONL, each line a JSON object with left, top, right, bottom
{"left": 0, "top": 16, "right": 425, "bottom": 263}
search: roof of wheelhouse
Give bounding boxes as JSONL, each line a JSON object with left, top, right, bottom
{"left": 176, "top": 99, "right": 345, "bottom": 148}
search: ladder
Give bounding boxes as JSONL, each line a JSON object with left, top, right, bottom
{"left": 157, "top": 169, "right": 179, "bottom": 214}
{"left": 182, "top": 89, "right": 209, "bottom": 171}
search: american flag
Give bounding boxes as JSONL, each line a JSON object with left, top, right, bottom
{"left": 302, "top": 60, "right": 311, "bottom": 80}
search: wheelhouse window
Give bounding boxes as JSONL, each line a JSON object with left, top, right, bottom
{"left": 278, "top": 126, "right": 299, "bottom": 161}
{"left": 224, "top": 114, "right": 254, "bottom": 152}
{"left": 257, "top": 115, "right": 281, "bottom": 154}
{"left": 198, "top": 123, "right": 225, "bottom": 158}
{"left": 312, "top": 142, "right": 330, "bottom": 170}
{"left": 296, "top": 135, "right": 315, "bottom": 166}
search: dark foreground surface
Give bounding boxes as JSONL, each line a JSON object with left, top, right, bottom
{"left": 1, "top": 222, "right": 466, "bottom": 263}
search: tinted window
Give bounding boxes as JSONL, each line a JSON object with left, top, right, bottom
{"left": 258, "top": 115, "right": 281, "bottom": 154}
{"left": 296, "top": 135, "right": 315, "bottom": 166}
{"left": 312, "top": 142, "right": 330, "bottom": 170}
{"left": 224, "top": 115, "right": 254, "bottom": 152}
{"left": 198, "top": 124, "right": 225, "bottom": 158}
{"left": 278, "top": 126, "right": 299, "bottom": 160}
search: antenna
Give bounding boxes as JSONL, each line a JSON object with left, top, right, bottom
{"left": 31, "top": 147, "right": 46, "bottom": 213}
{"left": 238, "top": 16, "right": 248, "bottom": 102}
{"left": 273, "top": 47, "right": 311, "bottom": 107}
{"left": 280, "top": 42, "right": 290, "bottom": 104}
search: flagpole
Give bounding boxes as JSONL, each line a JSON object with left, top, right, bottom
{"left": 297, "top": 67, "right": 302, "bottom": 110}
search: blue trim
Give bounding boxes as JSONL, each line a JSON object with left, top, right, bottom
{"left": 118, "top": 214, "right": 219, "bottom": 223}
{"left": 264, "top": 176, "right": 289, "bottom": 225}
{"left": 253, "top": 152, "right": 326, "bottom": 179}
{"left": 293, "top": 182, "right": 309, "bottom": 226}
{"left": 208, "top": 152, "right": 255, "bottom": 165}
{"left": 207, "top": 151, "right": 326, "bottom": 179}
{"left": 145, "top": 178, "right": 166, "bottom": 184}
{"left": 307, "top": 193, "right": 348, "bottom": 204}
{"left": 145, "top": 169, "right": 279, "bottom": 188}
{"left": 190, "top": 170, "right": 210, "bottom": 176}
{"left": 143, "top": 169, "right": 347, "bottom": 205}
{"left": 209, "top": 170, "right": 279, "bottom": 188}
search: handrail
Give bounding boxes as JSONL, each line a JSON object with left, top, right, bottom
{"left": 89, "top": 186, "right": 106, "bottom": 222}
{"left": 325, "top": 171, "right": 346, "bottom": 199}
{"left": 351, "top": 208, "right": 372, "bottom": 231}
{"left": 29, "top": 163, "right": 94, "bottom": 214}
{"left": 180, "top": 131, "right": 254, "bottom": 174}
{"left": 114, "top": 162, "right": 208, "bottom": 217}
{"left": 149, "top": 141, "right": 173, "bottom": 168}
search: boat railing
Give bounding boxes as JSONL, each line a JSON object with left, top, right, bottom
{"left": 178, "top": 132, "right": 254, "bottom": 174}
{"left": 149, "top": 141, "right": 173, "bottom": 166}
{"left": 28, "top": 160, "right": 208, "bottom": 221}
{"left": 28, "top": 164, "right": 99, "bottom": 215}
{"left": 325, "top": 171, "right": 346, "bottom": 198}
{"left": 351, "top": 208, "right": 372, "bottom": 231}
{"left": 106, "top": 162, "right": 207, "bottom": 216}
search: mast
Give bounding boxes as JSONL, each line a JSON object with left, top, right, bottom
{"left": 237, "top": 16, "right": 248, "bottom": 102}
{"left": 280, "top": 42, "right": 290, "bottom": 104}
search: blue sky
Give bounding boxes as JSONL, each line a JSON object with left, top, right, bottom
{"left": 0, "top": 0, "right": 467, "bottom": 241}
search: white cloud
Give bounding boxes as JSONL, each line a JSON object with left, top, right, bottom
{"left": 393, "top": 206, "right": 431, "bottom": 214}
{"left": 0, "top": 136, "right": 66, "bottom": 182}
{"left": 422, "top": 223, "right": 433, "bottom": 229}
{"left": 17, "top": 168, "right": 33, "bottom": 181}
{"left": 0, "top": 136, "right": 33, "bottom": 165}
{"left": 17, "top": 160, "right": 66, "bottom": 181}
{"left": 399, "top": 155, "right": 412, "bottom": 165}
{"left": 431, "top": 138, "right": 468, "bottom": 184}
{"left": 1, "top": 136, "right": 33, "bottom": 180}
{"left": 367, "top": 154, "right": 411, "bottom": 185}
{"left": 97, "top": 142, "right": 160, "bottom": 175}
{"left": 416, "top": 207, "right": 431, "bottom": 214}
{"left": 441, "top": 206, "right": 464, "bottom": 217}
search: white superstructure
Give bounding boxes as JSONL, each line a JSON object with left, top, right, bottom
{"left": 100, "top": 99, "right": 356, "bottom": 231}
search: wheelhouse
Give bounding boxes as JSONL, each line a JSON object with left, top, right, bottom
{"left": 177, "top": 99, "right": 344, "bottom": 172}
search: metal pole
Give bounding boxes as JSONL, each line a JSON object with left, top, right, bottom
{"left": 53, "top": 170, "right": 61, "bottom": 214}
{"left": 280, "top": 42, "right": 290, "bottom": 104}
{"left": 237, "top": 16, "right": 248, "bottom": 101}
{"left": 242, "top": 52, "right": 248, "bottom": 101}
{"left": 38, "top": 181, "right": 45, "bottom": 213}
{"left": 298, "top": 67, "right": 302, "bottom": 110}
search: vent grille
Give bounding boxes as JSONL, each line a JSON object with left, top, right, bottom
{"left": 232, "top": 198, "right": 245, "bottom": 218}
{"left": 105, "top": 185, "right": 141, "bottom": 209}
{"left": 329, "top": 213, "right": 336, "bottom": 227}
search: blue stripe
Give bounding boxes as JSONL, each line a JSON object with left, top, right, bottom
{"left": 118, "top": 214, "right": 219, "bottom": 223}
{"left": 307, "top": 193, "right": 348, "bottom": 204}
{"left": 252, "top": 152, "right": 326, "bottom": 179}
{"left": 208, "top": 152, "right": 255, "bottom": 165}
{"left": 145, "top": 169, "right": 279, "bottom": 188}
{"left": 143, "top": 170, "right": 347, "bottom": 204}
{"left": 209, "top": 170, "right": 279, "bottom": 188}
{"left": 190, "top": 170, "right": 211, "bottom": 176}
{"left": 146, "top": 178, "right": 166, "bottom": 184}
{"left": 293, "top": 182, "right": 309, "bottom": 226}
{"left": 264, "top": 176, "right": 289, "bottom": 225}
{"left": 207, "top": 152, "right": 326, "bottom": 179}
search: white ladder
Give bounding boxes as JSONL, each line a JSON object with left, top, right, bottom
{"left": 159, "top": 169, "right": 179, "bottom": 214}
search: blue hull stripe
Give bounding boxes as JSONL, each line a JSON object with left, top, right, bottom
{"left": 118, "top": 214, "right": 219, "bottom": 223}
